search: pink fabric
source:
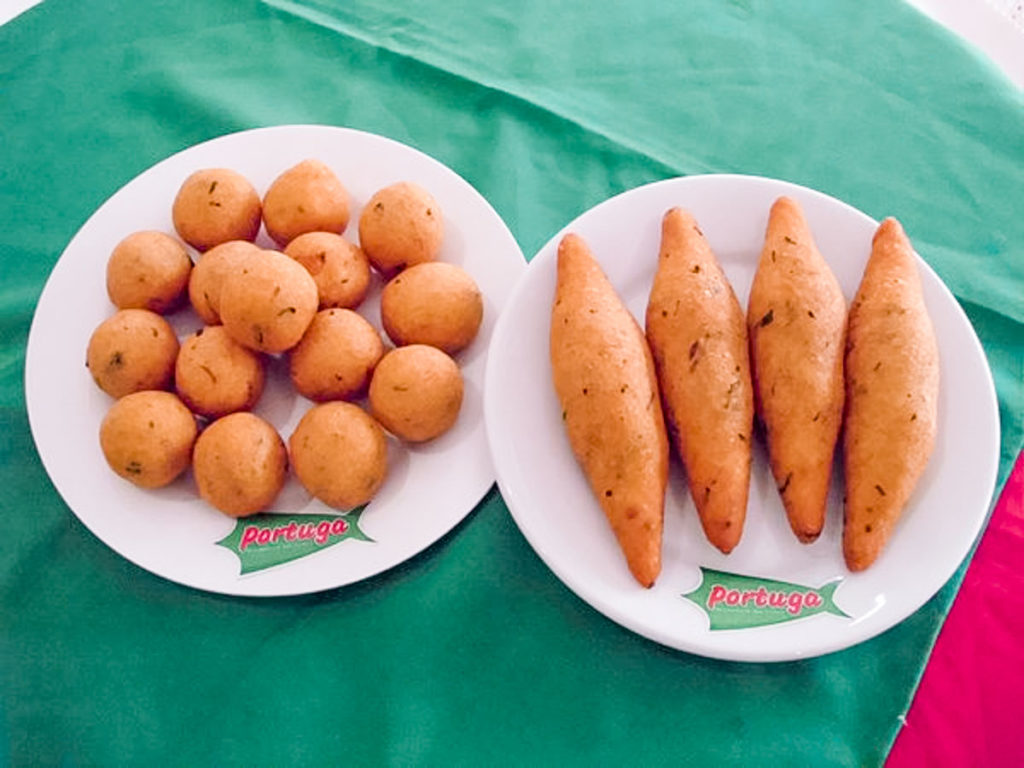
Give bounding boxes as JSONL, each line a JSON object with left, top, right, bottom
{"left": 888, "top": 451, "right": 1024, "bottom": 767}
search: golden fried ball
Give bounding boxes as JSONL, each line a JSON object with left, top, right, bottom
{"left": 357, "top": 182, "right": 443, "bottom": 275}
{"left": 106, "top": 231, "right": 192, "bottom": 313}
{"left": 368, "top": 345, "right": 463, "bottom": 442}
{"left": 289, "top": 309, "right": 384, "bottom": 402}
{"left": 289, "top": 402, "right": 388, "bottom": 510}
{"left": 262, "top": 159, "right": 350, "bottom": 247}
{"left": 99, "top": 390, "right": 197, "bottom": 488}
{"left": 380, "top": 262, "right": 483, "bottom": 355}
{"left": 188, "top": 240, "right": 263, "bottom": 325}
{"left": 86, "top": 309, "right": 180, "bottom": 399}
{"left": 284, "top": 231, "right": 370, "bottom": 310}
{"left": 171, "top": 168, "right": 262, "bottom": 252}
{"left": 192, "top": 412, "right": 287, "bottom": 517}
{"left": 175, "top": 326, "right": 265, "bottom": 418}
{"left": 219, "top": 249, "right": 319, "bottom": 353}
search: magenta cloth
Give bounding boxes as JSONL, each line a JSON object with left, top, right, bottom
{"left": 888, "top": 450, "right": 1024, "bottom": 766}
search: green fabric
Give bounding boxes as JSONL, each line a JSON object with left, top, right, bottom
{"left": 1, "top": 0, "right": 1021, "bottom": 765}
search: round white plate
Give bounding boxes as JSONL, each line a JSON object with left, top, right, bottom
{"left": 26, "top": 124, "right": 525, "bottom": 596}
{"left": 484, "top": 174, "right": 1000, "bottom": 662}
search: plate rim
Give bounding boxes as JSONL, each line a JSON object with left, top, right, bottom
{"left": 483, "top": 172, "right": 1001, "bottom": 662}
{"left": 25, "top": 123, "right": 525, "bottom": 598}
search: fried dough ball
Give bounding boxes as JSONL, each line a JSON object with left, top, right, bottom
{"left": 172, "top": 168, "right": 262, "bottom": 252}
{"left": 99, "top": 390, "right": 197, "bottom": 488}
{"left": 289, "top": 309, "right": 384, "bottom": 402}
{"left": 284, "top": 231, "right": 370, "bottom": 310}
{"left": 289, "top": 402, "right": 388, "bottom": 509}
{"left": 175, "top": 326, "right": 265, "bottom": 418}
{"left": 192, "top": 412, "right": 287, "bottom": 517}
{"left": 380, "top": 262, "right": 483, "bottom": 354}
{"left": 106, "top": 231, "right": 192, "bottom": 313}
{"left": 358, "top": 182, "right": 443, "bottom": 275}
{"left": 262, "top": 159, "right": 350, "bottom": 247}
{"left": 86, "top": 309, "right": 180, "bottom": 399}
{"left": 368, "top": 344, "right": 463, "bottom": 442}
{"left": 188, "top": 240, "right": 263, "bottom": 325}
{"left": 219, "top": 249, "right": 318, "bottom": 353}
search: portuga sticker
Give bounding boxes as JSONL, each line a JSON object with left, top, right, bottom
{"left": 215, "top": 506, "right": 373, "bottom": 575}
{"left": 682, "top": 567, "right": 850, "bottom": 631}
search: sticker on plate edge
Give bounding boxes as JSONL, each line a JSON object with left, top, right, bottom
{"left": 682, "top": 567, "right": 850, "bottom": 631}
{"left": 215, "top": 507, "right": 372, "bottom": 575}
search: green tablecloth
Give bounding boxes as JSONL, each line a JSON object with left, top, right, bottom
{"left": 2, "top": 1, "right": 1022, "bottom": 765}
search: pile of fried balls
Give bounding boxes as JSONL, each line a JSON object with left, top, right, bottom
{"left": 87, "top": 159, "right": 483, "bottom": 518}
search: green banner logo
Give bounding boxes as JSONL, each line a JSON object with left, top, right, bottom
{"left": 682, "top": 567, "right": 850, "bottom": 631}
{"left": 215, "top": 507, "right": 372, "bottom": 575}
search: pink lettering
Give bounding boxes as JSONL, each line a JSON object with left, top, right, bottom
{"left": 239, "top": 527, "right": 259, "bottom": 551}
{"left": 235, "top": 518, "right": 352, "bottom": 551}
{"left": 787, "top": 592, "right": 804, "bottom": 615}
{"left": 314, "top": 521, "right": 332, "bottom": 545}
{"left": 707, "top": 585, "right": 727, "bottom": 610}
{"left": 700, "top": 582, "right": 828, "bottom": 617}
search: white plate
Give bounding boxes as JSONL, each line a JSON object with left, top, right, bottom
{"left": 484, "top": 174, "right": 1000, "bottom": 662}
{"left": 25, "top": 124, "right": 526, "bottom": 597}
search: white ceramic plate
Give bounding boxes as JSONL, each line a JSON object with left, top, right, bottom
{"left": 484, "top": 174, "right": 999, "bottom": 662}
{"left": 26, "top": 124, "right": 525, "bottom": 596}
